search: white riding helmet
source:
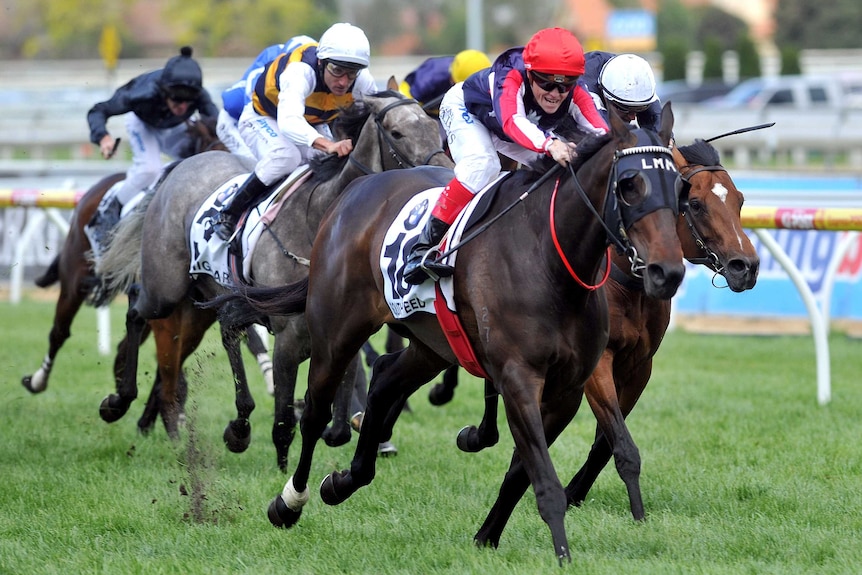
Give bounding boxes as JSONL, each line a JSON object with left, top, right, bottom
{"left": 599, "top": 54, "right": 658, "bottom": 112}
{"left": 317, "top": 23, "right": 371, "bottom": 69}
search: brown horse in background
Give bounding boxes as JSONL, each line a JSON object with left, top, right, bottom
{"left": 20, "top": 118, "right": 271, "bottom": 434}
{"left": 213, "top": 104, "right": 685, "bottom": 563}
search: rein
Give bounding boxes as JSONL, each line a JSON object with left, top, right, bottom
{"left": 549, "top": 177, "right": 612, "bottom": 290}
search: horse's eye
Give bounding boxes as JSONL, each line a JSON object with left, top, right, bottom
{"left": 389, "top": 130, "right": 404, "bottom": 140}
{"left": 618, "top": 173, "right": 644, "bottom": 206}
{"left": 688, "top": 198, "right": 703, "bottom": 214}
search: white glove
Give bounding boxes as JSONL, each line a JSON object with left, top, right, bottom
{"left": 547, "top": 139, "right": 577, "bottom": 166}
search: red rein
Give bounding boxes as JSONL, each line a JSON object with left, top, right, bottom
{"left": 549, "top": 177, "right": 611, "bottom": 290}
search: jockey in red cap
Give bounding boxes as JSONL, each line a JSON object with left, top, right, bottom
{"left": 403, "top": 27, "right": 609, "bottom": 284}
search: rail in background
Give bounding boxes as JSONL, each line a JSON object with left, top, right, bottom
{"left": 3, "top": 187, "right": 861, "bottom": 406}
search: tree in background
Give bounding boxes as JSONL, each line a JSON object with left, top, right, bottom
{"left": 774, "top": 0, "right": 862, "bottom": 49}
{"left": 735, "top": 34, "right": 761, "bottom": 79}
{"left": 656, "top": 0, "right": 694, "bottom": 82}
{"left": 779, "top": 46, "right": 802, "bottom": 75}
{"left": 163, "top": 0, "right": 335, "bottom": 56}
{"left": 701, "top": 37, "right": 723, "bottom": 80}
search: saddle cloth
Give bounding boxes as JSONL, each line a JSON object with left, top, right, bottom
{"left": 189, "top": 165, "right": 312, "bottom": 287}
{"left": 379, "top": 173, "right": 510, "bottom": 379}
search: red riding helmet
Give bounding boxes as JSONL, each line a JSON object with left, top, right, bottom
{"left": 522, "top": 27, "right": 586, "bottom": 78}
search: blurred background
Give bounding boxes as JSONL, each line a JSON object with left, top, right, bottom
{"left": 1, "top": 0, "right": 861, "bottom": 332}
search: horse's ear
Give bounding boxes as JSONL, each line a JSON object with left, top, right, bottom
{"left": 659, "top": 101, "right": 674, "bottom": 147}
{"left": 387, "top": 76, "right": 399, "bottom": 91}
{"left": 671, "top": 139, "right": 686, "bottom": 167}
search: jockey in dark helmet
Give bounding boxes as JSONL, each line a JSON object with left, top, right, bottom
{"left": 85, "top": 46, "right": 218, "bottom": 252}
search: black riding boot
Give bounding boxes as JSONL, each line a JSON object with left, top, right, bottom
{"left": 403, "top": 215, "right": 454, "bottom": 284}
{"left": 85, "top": 196, "right": 122, "bottom": 252}
{"left": 213, "top": 173, "right": 269, "bottom": 241}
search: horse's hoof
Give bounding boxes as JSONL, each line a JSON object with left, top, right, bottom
{"left": 456, "top": 425, "right": 486, "bottom": 453}
{"left": 428, "top": 383, "right": 454, "bottom": 406}
{"left": 319, "top": 471, "right": 351, "bottom": 506}
{"left": 223, "top": 419, "right": 251, "bottom": 453}
{"left": 99, "top": 394, "right": 130, "bottom": 423}
{"left": 21, "top": 375, "right": 46, "bottom": 394}
{"left": 377, "top": 441, "right": 398, "bottom": 457}
{"left": 322, "top": 425, "right": 351, "bottom": 447}
{"left": 267, "top": 495, "right": 301, "bottom": 528}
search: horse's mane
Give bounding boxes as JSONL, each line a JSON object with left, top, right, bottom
{"left": 308, "top": 90, "right": 406, "bottom": 181}
{"left": 677, "top": 138, "right": 721, "bottom": 167}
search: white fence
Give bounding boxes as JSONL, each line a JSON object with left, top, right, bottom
{"left": 670, "top": 105, "right": 862, "bottom": 169}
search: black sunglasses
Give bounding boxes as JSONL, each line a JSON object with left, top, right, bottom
{"left": 530, "top": 71, "right": 579, "bottom": 94}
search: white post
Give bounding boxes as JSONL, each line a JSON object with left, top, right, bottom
{"left": 753, "top": 229, "right": 831, "bottom": 405}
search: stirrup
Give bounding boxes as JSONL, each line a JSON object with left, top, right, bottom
{"left": 418, "top": 249, "right": 454, "bottom": 281}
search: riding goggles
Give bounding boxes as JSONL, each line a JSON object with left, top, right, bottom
{"left": 325, "top": 62, "right": 362, "bottom": 80}
{"left": 530, "top": 71, "right": 579, "bottom": 94}
{"left": 611, "top": 100, "right": 651, "bottom": 115}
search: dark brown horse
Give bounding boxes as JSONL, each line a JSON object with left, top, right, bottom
{"left": 19, "top": 119, "right": 252, "bottom": 420}
{"left": 449, "top": 138, "right": 760, "bottom": 528}
{"left": 214, "top": 104, "right": 685, "bottom": 562}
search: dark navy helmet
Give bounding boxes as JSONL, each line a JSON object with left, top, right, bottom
{"left": 160, "top": 46, "right": 203, "bottom": 101}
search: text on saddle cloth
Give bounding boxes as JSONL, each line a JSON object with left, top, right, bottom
{"left": 380, "top": 171, "right": 510, "bottom": 320}
{"left": 189, "top": 165, "right": 312, "bottom": 287}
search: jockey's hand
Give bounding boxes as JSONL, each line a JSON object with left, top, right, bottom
{"left": 314, "top": 137, "right": 354, "bottom": 157}
{"left": 328, "top": 138, "right": 354, "bottom": 157}
{"left": 547, "top": 139, "right": 577, "bottom": 166}
{"left": 99, "top": 135, "right": 118, "bottom": 159}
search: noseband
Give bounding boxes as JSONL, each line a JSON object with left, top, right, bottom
{"left": 348, "top": 98, "right": 446, "bottom": 174}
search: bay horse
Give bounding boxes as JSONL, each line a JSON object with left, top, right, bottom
{"left": 448, "top": 137, "right": 760, "bottom": 530}
{"left": 18, "top": 118, "right": 272, "bottom": 431}
{"left": 214, "top": 103, "right": 684, "bottom": 562}
{"left": 97, "top": 91, "right": 450, "bottom": 467}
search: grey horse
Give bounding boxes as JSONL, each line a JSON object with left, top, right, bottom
{"left": 98, "top": 91, "right": 452, "bottom": 470}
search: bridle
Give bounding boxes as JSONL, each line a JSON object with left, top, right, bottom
{"left": 568, "top": 139, "right": 679, "bottom": 279}
{"left": 348, "top": 97, "right": 447, "bottom": 174}
{"left": 677, "top": 163, "right": 728, "bottom": 275}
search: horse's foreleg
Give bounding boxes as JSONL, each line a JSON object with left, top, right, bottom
{"left": 566, "top": 357, "right": 645, "bottom": 520}
{"left": 475, "top": 387, "right": 580, "bottom": 558}
{"left": 322, "top": 358, "right": 357, "bottom": 448}
{"left": 100, "top": 286, "right": 145, "bottom": 422}
{"left": 486, "top": 371, "right": 576, "bottom": 563}
{"left": 245, "top": 324, "right": 274, "bottom": 396}
{"left": 270, "top": 329, "right": 304, "bottom": 472}
{"left": 22, "top": 280, "right": 85, "bottom": 393}
{"left": 456, "top": 378, "right": 500, "bottom": 452}
{"left": 147, "top": 312, "right": 189, "bottom": 440}
{"left": 428, "top": 365, "right": 460, "bottom": 406}
{"left": 221, "top": 320, "right": 255, "bottom": 453}
{"left": 320, "top": 347, "right": 442, "bottom": 506}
